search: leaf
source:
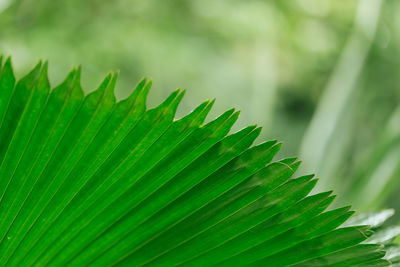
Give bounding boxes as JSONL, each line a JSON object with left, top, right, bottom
{"left": 0, "top": 58, "right": 389, "bottom": 266}
{"left": 345, "top": 209, "right": 400, "bottom": 266}
{"left": 344, "top": 209, "right": 395, "bottom": 228}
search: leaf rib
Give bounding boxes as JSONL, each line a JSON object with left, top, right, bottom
{"left": 45, "top": 107, "right": 242, "bottom": 266}
{"left": 15, "top": 78, "right": 150, "bottom": 264}
{"left": 1, "top": 72, "right": 116, "bottom": 265}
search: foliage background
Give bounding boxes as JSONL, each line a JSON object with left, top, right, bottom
{"left": 0, "top": 0, "right": 400, "bottom": 213}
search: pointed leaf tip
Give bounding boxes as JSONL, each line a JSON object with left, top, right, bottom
{"left": 125, "top": 77, "right": 148, "bottom": 101}
{"left": 135, "top": 78, "right": 147, "bottom": 91}
{"left": 143, "top": 80, "right": 152, "bottom": 93}
{"left": 326, "top": 190, "right": 334, "bottom": 195}
{"left": 1, "top": 56, "right": 14, "bottom": 74}
{"left": 38, "top": 61, "right": 50, "bottom": 84}
{"left": 93, "top": 72, "right": 113, "bottom": 93}
{"left": 178, "top": 89, "right": 186, "bottom": 99}
{"left": 109, "top": 72, "right": 119, "bottom": 89}
{"left": 42, "top": 60, "right": 49, "bottom": 69}
{"left": 253, "top": 126, "right": 263, "bottom": 136}
{"left": 249, "top": 124, "right": 258, "bottom": 129}
{"left": 61, "top": 68, "right": 76, "bottom": 85}
{"left": 32, "top": 60, "right": 42, "bottom": 72}
{"left": 224, "top": 108, "right": 235, "bottom": 116}
{"left": 5, "top": 56, "right": 12, "bottom": 64}
{"left": 139, "top": 77, "right": 147, "bottom": 84}
{"left": 193, "top": 99, "right": 211, "bottom": 112}
{"left": 204, "top": 98, "right": 216, "bottom": 113}
{"left": 342, "top": 205, "right": 353, "bottom": 212}
{"left": 209, "top": 98, "right": 216, "bottom": 106}
{"left": 75, "top": 66, "right": 82, "bottom": 80}
{"left": 327, "top": 194, "right": 337, "bottom": 202}
{"left": 104, "top": 72, "right": 113, "bottom": 82}
{"left": 231, "top": 109, "right": 240, "bottom": 118}
{"left": 175, "top": 90, "right": 186, "bottom": 106}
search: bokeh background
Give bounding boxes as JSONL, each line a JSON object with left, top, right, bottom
{"left": 1, "top": 0, "right": 400, "bottom": 213}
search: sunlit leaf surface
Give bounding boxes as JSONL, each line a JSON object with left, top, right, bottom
{"left": 0, "top": 58, "right": 389, "bottom": 266}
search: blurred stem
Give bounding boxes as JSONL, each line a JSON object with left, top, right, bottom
{"left": 250, "top": 4, "right": 277, "bottom": 133}
{"left": 299, "top": 0, "right": 383, "bottom": 190}
{"left": 354, "top": 142, "right": 400, "bottom": 210}
{"left": 348, "top": 106, "right": 400, "bottom": 210}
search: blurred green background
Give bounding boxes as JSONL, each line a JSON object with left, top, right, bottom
{"left": 1, "top": 0, "right": 400, "bottom": 213}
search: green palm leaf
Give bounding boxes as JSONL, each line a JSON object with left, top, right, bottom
{"left": 0, "top": 57, "right": 389, "bottom": 266}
